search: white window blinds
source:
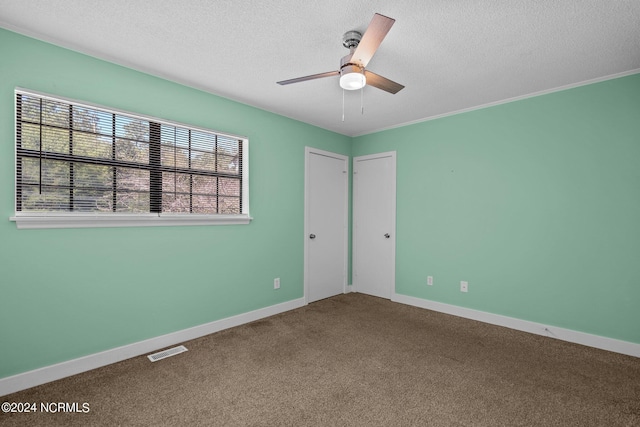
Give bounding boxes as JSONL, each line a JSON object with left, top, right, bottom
{"left": 13, "top": 89, "right": 249, "bottom": 228}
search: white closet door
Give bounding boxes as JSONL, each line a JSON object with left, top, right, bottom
{"left": 305, "top": 147, "right": 349, "bottom": 303}
{"left": 353, "top": 151, "right": 396, "bottom": 299}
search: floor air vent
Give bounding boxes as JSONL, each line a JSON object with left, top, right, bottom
{"left": 147, "top": 345, "right": 188, "bottom": 362}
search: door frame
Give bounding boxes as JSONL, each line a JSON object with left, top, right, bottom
{"left": 304, "top": 146, "right": 349, "bottom": 304}
{"left": 352, "top": 151, "right": 396, "bottom": 298}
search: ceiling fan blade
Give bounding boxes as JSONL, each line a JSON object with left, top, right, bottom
{"left": 351, "top": 13, "right": 395, "bottom": 68}
{"left": 364, "top": 70, "right": 404, "bottom": 94}
{"left": 277, "top": 71, "right": 339, "bottom": 85}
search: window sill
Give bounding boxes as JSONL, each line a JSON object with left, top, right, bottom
{"left": 9, "top": 213, "right": 252, "bottom": 229}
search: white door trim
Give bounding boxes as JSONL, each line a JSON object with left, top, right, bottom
{"left": 304, "top": 147, "right": 349, "bottom": 304}
{"left": 352, "top": 151, "right": 396, "bottom": 298}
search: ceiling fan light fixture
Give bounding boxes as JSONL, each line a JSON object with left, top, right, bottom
{"left": 340, "top": 64, "right": 366, "bottom": 90}
{"left": 340, "top": 71, "right": 366, "bottom": 90}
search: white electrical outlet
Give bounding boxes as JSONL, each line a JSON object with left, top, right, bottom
{"left": 427, "top": 276, "right": 433, "bottom": 286}
{"left": 274, "top": 278, "right": 280, "bottom": 289}
{"left": 460, "top": 281, "right": 468, "bottom": 293}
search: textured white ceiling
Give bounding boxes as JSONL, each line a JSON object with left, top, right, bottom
{"left": 1, "top": 0, "right": 639, "bottom": 136}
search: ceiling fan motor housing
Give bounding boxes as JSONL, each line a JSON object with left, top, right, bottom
{"left": 340, "top": 61, "right": 364, "bottom": 77}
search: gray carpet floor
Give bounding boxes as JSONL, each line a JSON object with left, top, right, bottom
{"left": 2, "top": 293, "right": 639, "bottom": 426}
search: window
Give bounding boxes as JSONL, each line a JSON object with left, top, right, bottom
{"left": 11, "top": 89, "right": 250, "bottom": 229}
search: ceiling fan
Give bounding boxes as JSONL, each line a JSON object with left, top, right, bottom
{"left": 277, "top": 13, "right": 404, "bottom": 94}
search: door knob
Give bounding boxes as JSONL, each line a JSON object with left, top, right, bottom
{"left": 384, "top": 233, "right": 390, "bottom": 238}
{"left": 309, "top": 234, "right": 316, "bottom": 239}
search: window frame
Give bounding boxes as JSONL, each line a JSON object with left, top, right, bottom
{"left": 10, "top": 88, "right": 251, "bottom": 229}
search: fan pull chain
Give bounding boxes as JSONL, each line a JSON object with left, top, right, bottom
{"left": 361, "top": 85, "right": 364, "bottom": 115}
{"left": 342, "top": 88, "right": 345, "bottom": 122}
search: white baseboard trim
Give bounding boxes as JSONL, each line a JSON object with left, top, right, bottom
{"left": 0, "top": 297, "right": 306, "bottom": 397}
{"left": 392, "top": 293, "right": 640, "bottom": 358}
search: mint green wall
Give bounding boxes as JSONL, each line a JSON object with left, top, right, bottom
{"left": 353, "top": 73, "right": 640, "bottom": 344}
{"left": 0, "top": 28, "right": 350, "bottom": 379}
